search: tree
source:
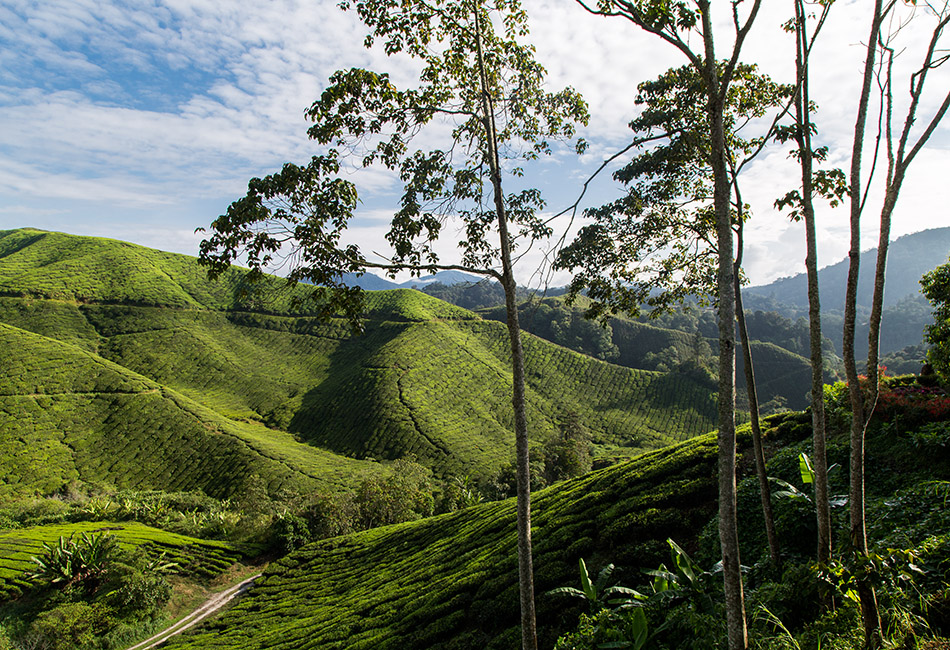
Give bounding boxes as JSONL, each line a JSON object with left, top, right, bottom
{"left": 840, "top": 2, "right": 950, "bottom": 646}
{"left": 558, "top": 1, "right": 793, "bottom": 633}
{"left": 196, "top": 1, "right": 587, "bottom": 647}
{"left": 773, "top": 0, "right": 843, "bottom": 587}
{"left": 921, "top": 257, "right": 950, "bottom": 382}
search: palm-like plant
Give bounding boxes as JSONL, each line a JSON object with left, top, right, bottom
{"left": 548, "top": 558, "right": 643, "bottom": 613}
{"left": 27, "top": 532, "right": 117, "bottom": 588}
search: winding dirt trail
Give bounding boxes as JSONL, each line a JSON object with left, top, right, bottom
{"left": 126, "top": 573, "right": 261, "bottom": 649}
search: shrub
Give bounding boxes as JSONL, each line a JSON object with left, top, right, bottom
{"left": 29, "top": 602, "right": 116, "bottom": 650}
{"left": 271, "top": 512, "right": 313, "bottom": 554}
{"left": 112, "top": 571, "right": 172, "bottom": 616}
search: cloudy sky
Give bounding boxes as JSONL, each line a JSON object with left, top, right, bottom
{"left": 1, "top": 0, "right": 948, "bottom": 288}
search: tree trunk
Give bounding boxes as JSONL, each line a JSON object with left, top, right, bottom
{"left": 844, "top": 3, "right": 885, "bottom": 646}
{"left": 474, "top": 9, "right": 537, "bottom": 649}
{"left": 700, "top": 3, "right": 746, "bottom": 646}
{"left": 735, "top": 224, "right": 780, "bottom": 568}
{"left": 794, "top": 0, "right": 832, "bottom": 577}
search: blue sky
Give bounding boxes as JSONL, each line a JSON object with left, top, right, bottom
{"left": 1, "top": 0, "right": 949, "bottom": 288}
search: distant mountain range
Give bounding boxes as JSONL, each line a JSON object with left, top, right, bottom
{"left": 744, "top": 227, "right": 950, "bottom": 310}
{"left": 341, "top": 269, "right": 485, "bottom": 290}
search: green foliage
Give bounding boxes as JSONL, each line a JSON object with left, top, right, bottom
{"left": 26, "top": 532, "right": 117, "bottom": 590}
{"left": 542, "top": 413, "right": 594, "bottom": 485}
{"left": 28, "top": 601, "right": 116, "bottom": 650}
{"left": 553, "top": 607, "right": 649, "bottom": 650}
{"left": 556, "top": 62, "right": 791, "bottom": 319}
{"left": 546, "top": 558, "right": 642, "bottom": 613}
{"left": 163, "top": 434, "right": 722, "bottom": 650}
{"left": 0, "top": 521, "right": 243, "bottom": 601}
{"left": 922, "top": 256, "right": 950, "bottom": 382}
{"left": 355, "top": 458, "right": 434, "bottom": 529}
{"left": 0, "top": 231, "right": 723, "bottom": 502}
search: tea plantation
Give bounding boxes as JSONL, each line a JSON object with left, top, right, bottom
{"left": 163, "top": 432, "right": 725, "bottom": 650}
{"left": 0, "top": 521, "right": 245, "bottom": 600}
{"left": 0, "top": 228, "right": 719, "bottom": 491}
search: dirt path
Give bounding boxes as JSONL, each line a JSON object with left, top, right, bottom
{"left": 126, "top": 573, "right": 261, "bottom": 649}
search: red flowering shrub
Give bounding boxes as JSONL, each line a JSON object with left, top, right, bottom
{"left": 874, "top": 378, "right": 950, "bottom": 424}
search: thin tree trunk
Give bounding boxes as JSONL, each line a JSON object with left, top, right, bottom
{"left": 734, "top": 216, "right": 780, "bottom": 569}
{"left": 700, "top": 3, "right": 746, "bottom": 647}
{"left": 474, "top": 9, "right": 536, "bottom": 649}
{"left": 794, "top": 0, "right": 832, "bottom": 577}
{"left": 844, "top": 3, "right": 885, "bottom": 646}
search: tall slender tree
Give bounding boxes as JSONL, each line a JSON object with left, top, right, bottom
{"left": 197, "top": 2, "right": 587, "bottom": 648}
{"left": 774, "top": 0, "right": 843, "bottom": 580}
{"left": 840, "top": 2, "right": 950, "bottom": 646}
{"left": 558, "top": 61, "right": 791, "bottom": 574}
{"left": 559, "top": 0, "right": 766, "bottom": 640}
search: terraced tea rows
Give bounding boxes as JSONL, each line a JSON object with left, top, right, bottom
{"left": 0, "top": 227, "right": 721, "bottom": 497}
{"left": 0, "top": 521, "right": 245, "bottom": 599}
{"left": 165, "top": 433, "right": 723, "bottom": 650}
{"left": 0, "top": 324, "right": 376, "bottom": 498}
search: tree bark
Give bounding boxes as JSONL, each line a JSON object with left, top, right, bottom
{"left": 843, "top": 2, "right": 885, "bottom": 646}
{"left": 474, "top": 9, "right": 537, "bottom": 649}
{"left": 735, "top": 221, "right": 780, "bottom": 569}
{"left": 793, "top": 0, "right": 832, "bottom": 576}
{"left": 700, "top": 3, "right": 747, "bottom": 647}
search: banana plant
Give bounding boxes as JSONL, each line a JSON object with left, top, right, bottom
{"left": 771, "top": 453, "right": 847, "bottom": 507}
{"left": 26, "top": 532, "right": 117, "bottom": 588}
{"left": 547, "top": 558, "right": 644, "bottom": 613}
{"left": 644, "top": 538, "right": 721, "bottom": 614}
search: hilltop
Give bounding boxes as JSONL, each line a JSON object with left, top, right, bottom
{"left": 0, "top": 228, "right": 719, "bottom": 496}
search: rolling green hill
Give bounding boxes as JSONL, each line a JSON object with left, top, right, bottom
{"left": 163, "top": 431, "right": 727, "bottom": 650}
{"left": 0, "top": 228, "right": 719, "bottom": 498}
{"left": 483, "top": 296, "right": 822, "bottom": 410}
{"left": 0, "top": 322, "right": 378, "bottom": 499}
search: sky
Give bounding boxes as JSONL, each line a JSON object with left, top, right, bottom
{"left": 1, "top": 0, "right": 948, "bottom": 289}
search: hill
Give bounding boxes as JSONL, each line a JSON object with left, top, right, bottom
{"left": 0, "top": 228, "right": 719, "bottom": 496}
{"left": 163, "top": 430, "right": 728, "bottom": 650}
{"left": 162, "top": 380, "right": 950, "bottom": 650}
{"left": 0, "top": 322, "right": 378, "bottom": 499}
{"left": 744, "top": 227, "right": 950, "bottom": 310}
{"left": 339, "top": 270, "right": 485, "bottom": 291}
{"left": 482, "top": 296, "right": 827, "bottom": 411}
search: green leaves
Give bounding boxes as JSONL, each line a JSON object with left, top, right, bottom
{"left": 547, "top": 557, "right": 645, "bottom": 614}
{"left": 27, "top": 532, "right": 117, "bottom": 589}
{"left": 557, "top": 62, "right": 790, "bottom": 316}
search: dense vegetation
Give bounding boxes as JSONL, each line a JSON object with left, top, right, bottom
{"left": 159, "top": 374, "right": 950, "bottom": 650}
{"left": 0, "top": 227, "right": 946, "bottom": 649}
{"left": 0, "top": 229, "right": 719, "bottom": 494}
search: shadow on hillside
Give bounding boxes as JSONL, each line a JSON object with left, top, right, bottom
{"left": 287, "top": 321, "right": 409, "bottom": 460}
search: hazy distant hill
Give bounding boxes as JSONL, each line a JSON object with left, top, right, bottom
{"left": 0, "top": 228, "right": 721, "bottom": 498}
{"left": 744, "top": 227, "right": 950, "bottom": 310}
{"left": 339, "top": 269, "right": 484, "bottom": 291}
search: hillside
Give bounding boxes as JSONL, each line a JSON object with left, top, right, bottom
{"left": 482, "top": 296, "right": 825, "bottom": 410}
{"left": 163, "top": 431, "right": 727, "bottom": 650}
{"left": 0, "top": 322, "right": 378, "bottom": 499}
{"left": 744, "top": 227, "right": 950, "bottom": 310}
{"left": 161, "top": 381, "right": 950, "bottom": 650}
{"left": 0, "top": 228, "right": 719, "bottom": 495}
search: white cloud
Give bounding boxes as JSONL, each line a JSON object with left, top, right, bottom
{"left": 0, "top": 0, "right": 948, "bottom": 288}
